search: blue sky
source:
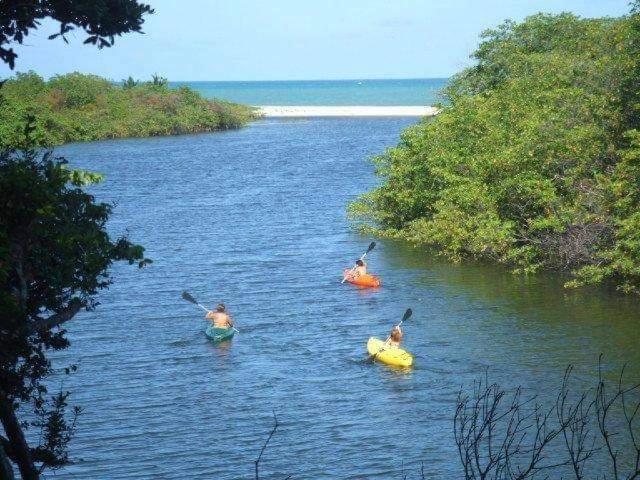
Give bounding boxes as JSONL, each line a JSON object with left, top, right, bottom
{"left": 0, "top": 0, "right": 631, "bottom": 81}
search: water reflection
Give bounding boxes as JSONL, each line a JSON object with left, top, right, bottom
{"left": 382, "top": 239, "right": 640, "bottom": 380}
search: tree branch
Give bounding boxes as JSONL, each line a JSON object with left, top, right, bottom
{"left": 0, "top": 393, "right": 38, "bottom": 480}
{"left": 0, "top": 438, "right": 15, "bottom": 480}
{"left": 30, "top": 299, "right": 85, "bottom": 332}
{"left": 255, "top": 411, "right": 279, "bottom": 480}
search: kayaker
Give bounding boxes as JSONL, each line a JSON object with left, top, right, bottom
{"left": 354, "top": 259, "right": 367, "bottom": 276}
{"left": 388, "top": 325, "right": 403, "bottom": 347}
{"left": 206, "top": 303, "right": 234, "bottom": 329}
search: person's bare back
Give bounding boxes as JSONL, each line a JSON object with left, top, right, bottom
{"left": 206, "top": 304, "right": 233, "bottom": 329}
{"left": 388, "top": 325, "right": 403, "bottom": 347}
{"left": 354, "top": 259, "right": 367, "bottom": 276}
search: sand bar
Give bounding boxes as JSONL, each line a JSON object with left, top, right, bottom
{"left": 257, "top": 105, "right": 439, "bottom": 117}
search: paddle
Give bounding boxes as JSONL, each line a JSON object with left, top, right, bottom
{"left": 181, "top": 291, "right": 239, "bottom": 333}
{"left": 396, "top": 308, "right": 412, "bottom": 330}
{"left": 369, "top": 308, "right": 412, "bottom": 362}
{"left": 182, "top": 291, "right": 209, "bottom": 312}
{"left": 341, "top": 241, "right": 376, "bottom": 283}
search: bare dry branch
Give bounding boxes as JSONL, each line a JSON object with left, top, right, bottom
{"left": 255, "top": 411, "right": 279, "bottom": 480}
{"left": 453, "top": 360, "right": 640, "bottom": 480}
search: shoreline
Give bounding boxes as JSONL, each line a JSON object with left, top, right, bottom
{"left": 257, "top": 105, "right": 439, "bottom": 117}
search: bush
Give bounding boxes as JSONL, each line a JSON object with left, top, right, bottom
{"left": 0, "top": 72, "right": 258, "bottom": 147}
{"left": 351, "top": 9, "right": 640, "bottom": 293}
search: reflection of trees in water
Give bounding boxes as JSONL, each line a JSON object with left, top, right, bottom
{"left": 383, "top": 239, "right": 640, "bottom": 377}
{"left": 386, "top": 239, "right": 635, "bottom": 320}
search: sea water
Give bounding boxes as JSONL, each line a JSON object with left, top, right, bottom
{"left": 169, "top": 78, "right": 448, "bottom": 106}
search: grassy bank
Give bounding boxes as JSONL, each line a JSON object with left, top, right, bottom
{"left": 0, "top": 72, "right": 258, "bottom": 147}
{"left": 351, "top": 8, "right": 640, "bottom": 294}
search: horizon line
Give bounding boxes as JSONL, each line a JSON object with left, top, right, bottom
{"left": 167, "top": 77, "right": 450, "bottom": 83}
{"left": 2, "top": 70, "right": 452, "bottom": 82}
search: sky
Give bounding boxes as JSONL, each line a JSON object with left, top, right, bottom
{"left": 0, "top": 0, "right": 632, "bottom": 81}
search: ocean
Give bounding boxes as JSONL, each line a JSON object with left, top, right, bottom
{"left": 169, "top": 78, "right": 448, "bottom": 106}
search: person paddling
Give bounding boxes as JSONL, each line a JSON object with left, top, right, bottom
{"left": 354, "top": 259, "right": 367, "bottom": 276}
{"left": 206, "top": 303, "right": 234, "bottom": 329}
{"left": 388, "top": 325, "right": 403, "bottom": 347}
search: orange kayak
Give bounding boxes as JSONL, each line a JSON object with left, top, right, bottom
{"left": 343, "top": 269, "right": 381, "bottom": 288}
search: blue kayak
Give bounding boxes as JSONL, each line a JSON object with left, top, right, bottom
{"left": 205, "top": 325, "right": 235, "bottom": 343}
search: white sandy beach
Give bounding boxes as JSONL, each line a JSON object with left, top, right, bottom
{"left": 258, "top": 105, "right": 439, "bottom": 117}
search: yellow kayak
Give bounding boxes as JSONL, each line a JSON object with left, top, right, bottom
{"left": 367, "top": 337, "right": 413, "bottom": 367}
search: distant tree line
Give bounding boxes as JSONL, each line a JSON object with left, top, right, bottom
{"left": 0, "top": 71, "right": 257, "bottom": 147}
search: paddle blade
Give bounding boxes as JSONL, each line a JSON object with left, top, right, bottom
{"left": 181, "top": 291, "right": 198, "bottom": 305}
{"left": 402, "top": 308, "right": 412, "bottom": 322}
{"left": 366, "top": 241, "right": 376, "bottom": 253}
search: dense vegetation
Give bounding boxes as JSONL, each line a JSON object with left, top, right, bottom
{"left": 1, "top": 3, "right": 156, "bottom": 478}
{"left": 351, "top": 6, "right": 640, "bottom": 293}
{"left": 0, "top": 72, "right": 257, "bottom": 146}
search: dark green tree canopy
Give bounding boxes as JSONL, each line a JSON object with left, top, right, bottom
{"left": 0, "top": 123, "right": 150, "bottom": 479}
{"left": 0, "top": 0, "right": 153, "bottom": 69}
{"left": 0, "top": 2, "right": 154, "bottom": 478}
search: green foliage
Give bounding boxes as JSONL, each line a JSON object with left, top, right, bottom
{"left": 0, "top": 72, "right": 258, "bottom": 147}
{"left": 1, "top": 3, "right": 156, "bottom": 478}
{"left": 122, "top": 76, "right": 138, "bottom": 89}
{"left": 151, "top": 73, "right": 168, "bottom": 88}
{"left": 351, "top": 9, "right": 640, "bottom": 293}
{"left": 0, "top": 122, "right": 151, "bottom": 475}
{"left": 0, "top": 0, "right": 154, "bottom": 69}
{"left": 31, "top": 391, "right": 81, "bottom": 470}
{"left": 47, "top": 72, "right": 113, "bottom": 108}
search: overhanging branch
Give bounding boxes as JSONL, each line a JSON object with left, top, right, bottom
{"left": 30, "top": 299, "right": 85, "bottom": 332}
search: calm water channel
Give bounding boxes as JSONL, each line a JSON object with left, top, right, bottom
{"left": 52, "top": 118, "right": 640, "bottom": 479}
